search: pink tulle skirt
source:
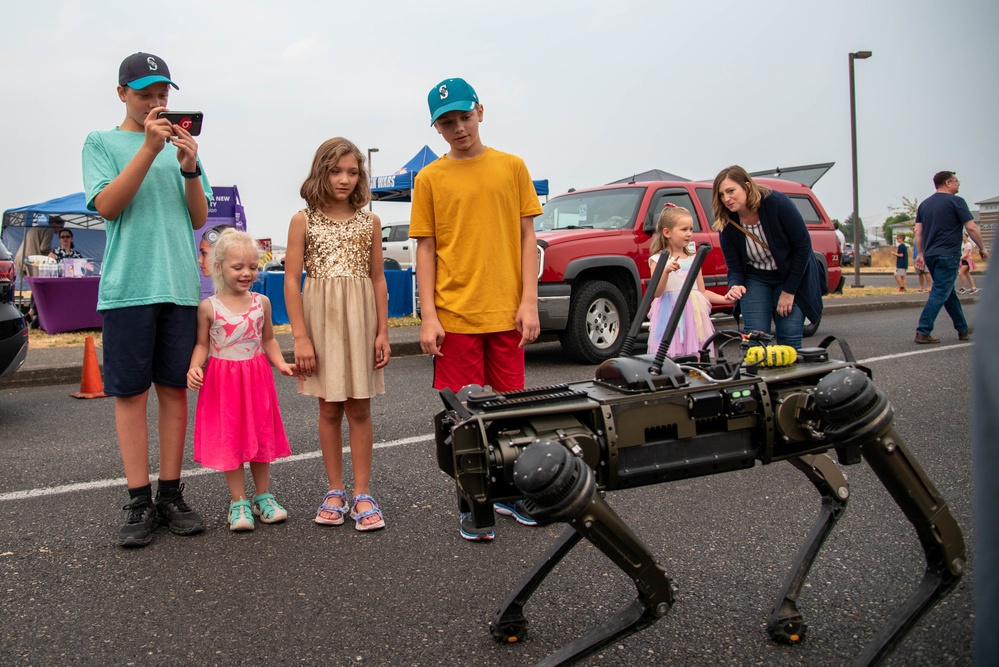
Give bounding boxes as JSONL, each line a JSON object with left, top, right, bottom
{"left": 647, "top": 289, "right": 714, "bottom": 357}
{"left": 194, "top": 354, "right": 291, "bottom": 471}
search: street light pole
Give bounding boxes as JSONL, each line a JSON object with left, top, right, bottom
{"left": 367, "top": 147, "right": 379, "bottom": 211}
{"left": 849, "top": 50, "right": 872, "bottom": 288}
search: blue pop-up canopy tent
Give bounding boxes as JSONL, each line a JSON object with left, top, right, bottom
{"left": 370, "top": 145, "right": 549, "bottom": 201}
{"left": 2, "top": 192, "right": 104, "bottom": 229}
{"left": 370, "top": 145, "right": 438, "bottom": 202}
{"left": 1, "top": 193, "right": 107, "bottom": 263}
{"left": 1, "top": 188, "right": 246, "bottom": 285}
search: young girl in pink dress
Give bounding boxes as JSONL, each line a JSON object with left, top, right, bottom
{"left": 647, "top": 204, "right": 732, "bottom": 357}
{"left": 187, "top": 229, "right": 297, "bottom": 532}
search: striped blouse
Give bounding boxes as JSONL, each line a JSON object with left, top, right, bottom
{"left": 743, "top": 223, "right": 777, "bottom": 271}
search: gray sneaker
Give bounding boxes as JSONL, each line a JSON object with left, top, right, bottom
{"left": 459, "top": 513, "right": 495, "bottom": 541}
{"left": 495, "top": 500, "right": 539, "bottom": 526}
{"left": 119, "top": 497, "right": 157, "bottom": 547}
{"left": 155, "top": 484, "right": 205, "bottom": 536}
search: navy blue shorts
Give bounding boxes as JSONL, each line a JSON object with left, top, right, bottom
{"left": 102, "top": 304, "right": 197, "bottom": 397}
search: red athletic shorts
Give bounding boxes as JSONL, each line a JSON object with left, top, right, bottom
{"left": 432, "top": 329, "right": 525, "bottom": 393}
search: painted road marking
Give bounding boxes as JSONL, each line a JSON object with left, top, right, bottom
{"left": 0, "top": 345, "right": 972, "bottom": 502}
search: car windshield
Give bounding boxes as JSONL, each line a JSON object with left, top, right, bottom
{"left": 535, "top": 188, "right": 644, "bottom": 232}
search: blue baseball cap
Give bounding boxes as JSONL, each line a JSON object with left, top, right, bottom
{"left": 428, "top": 78, "right": 478, "bottom": 125}
{"left": 118, "top": 52, "right": 179, "bottom": 90}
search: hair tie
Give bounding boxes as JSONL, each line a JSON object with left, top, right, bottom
{"left": 662, "top": 202, "right": 677, "bottom": 208}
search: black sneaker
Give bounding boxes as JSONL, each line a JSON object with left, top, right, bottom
{"left": 119, "top": 496, "right": 157, "bottom": 547}
{"left": 459, "top": 513, "right": 495, "bottom": 542}
{"left": 494, "top": 500, "right": 539, "bottom": 526}
{"left": 155, "top": 484, "right": 205, "bottom": 535}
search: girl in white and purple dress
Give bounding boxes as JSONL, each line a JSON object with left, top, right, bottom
{"left": 187, "top": 229, "right": 297, "bottom": 532}
{"left": 647, "top": 204, "right": 733, "bottom": 357}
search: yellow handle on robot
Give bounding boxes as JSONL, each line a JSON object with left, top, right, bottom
{"left": 744, "top": 345, "right": 797, "bottom": 367}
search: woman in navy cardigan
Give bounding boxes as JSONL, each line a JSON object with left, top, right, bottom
{"left": 710, "top": 165, "right": 823, "bottom": 349}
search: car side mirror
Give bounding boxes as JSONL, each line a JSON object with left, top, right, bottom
{"left": 642, "top": 213, "right": 656, "bottom": 235}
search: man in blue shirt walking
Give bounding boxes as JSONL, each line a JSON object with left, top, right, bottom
{"left": 913, "top": 171, "right": 988, "bottom": 343}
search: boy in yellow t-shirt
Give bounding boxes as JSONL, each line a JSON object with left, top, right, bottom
{"left": 409, "top": 77, "right": 543, "bottom": 541}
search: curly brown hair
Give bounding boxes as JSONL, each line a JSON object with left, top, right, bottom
{"left": 300, "top": 137, "right": 371, "bottom": 211}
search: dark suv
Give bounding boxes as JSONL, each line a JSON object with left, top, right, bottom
{"left": 0, "top": 239, "right": 29, "bottom": 379}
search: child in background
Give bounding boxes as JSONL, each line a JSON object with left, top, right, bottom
{"left": 187, "top": 229, "right": 296, "bottom": 531}
{"left": 284, "top": 137, "right": 391, "bottom": 532}
{"left": 647, "top": 204, "right": 731, "bottom": 357}
{"left": 893, "top": 233, "right": 909, "bottom": 293}
{"left": 913, "top": 242, "right": 932, "bottom": 293}
{"left": 959, "top": 233, "right": 978, "bottom": 294}
{"left": 410, "top": 77, "right": 544, "bottom": 541}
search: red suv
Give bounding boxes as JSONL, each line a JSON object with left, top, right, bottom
{"left": 535, "top": 178, "right": 843, "bottom": 363}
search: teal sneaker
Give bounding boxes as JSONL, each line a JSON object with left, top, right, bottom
{"left": 229, "top": 500, "right": 255, "bottom": 532}
{"left": 252, "top": 493, "right": 288, "bottom": 524}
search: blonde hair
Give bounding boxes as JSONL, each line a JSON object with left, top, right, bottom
{"left": 650, "top": 205, "right": 694, "bottom": 257}
{"left": 211, "top": 228, "right": 259, "bottom": 293}
{"left": 299, "top": 137, "right": 370, "bottom": 211}
{"left": 710, "top": 165, "right": 772, "bottom": 231}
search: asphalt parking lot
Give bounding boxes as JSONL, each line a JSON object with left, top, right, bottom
{"left": 0, "top": 296, "right": 982, "bottom": 666}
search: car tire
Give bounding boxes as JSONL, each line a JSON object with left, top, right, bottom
{"left": 560, "top": 280, "right": 631, "bottom": 364}
{"left": 802, "top": 314, "right": 820, "bottom": 338}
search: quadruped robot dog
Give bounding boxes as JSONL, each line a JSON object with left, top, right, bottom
{"left": 434, "top": 244, "right": 965, "bottom": 667}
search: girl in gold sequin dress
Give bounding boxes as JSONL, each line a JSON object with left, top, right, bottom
{"left": 284, "top": 138, "right": 391, "bottom": 531}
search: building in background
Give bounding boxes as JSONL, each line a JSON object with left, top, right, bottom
{"left": 975, "top": 195, "right": 998, "bottom": 251}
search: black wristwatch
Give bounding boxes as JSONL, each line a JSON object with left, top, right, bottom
{"left": 180, "top": 165, "right": 202, "bottom": 179}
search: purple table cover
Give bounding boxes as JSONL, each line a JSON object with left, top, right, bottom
{"left": 27, "top": 277, "right": 103, "bottom": 334}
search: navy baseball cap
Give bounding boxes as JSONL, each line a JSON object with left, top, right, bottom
{"left": 118, "top": 52, "right": 179, "bottom": 90}
{"left": 428, "top": 78, "right": 478, "bottom": 125}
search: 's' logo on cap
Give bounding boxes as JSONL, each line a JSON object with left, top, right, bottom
{"left": 438, "top": 84, "right": 449, "bottom": 101}
{"left": 147, "top": 56, "right": 158, "bottom": 71}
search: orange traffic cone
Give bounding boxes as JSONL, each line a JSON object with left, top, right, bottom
{"left": 70, "top": 336, "right": 107, "bottom": 399}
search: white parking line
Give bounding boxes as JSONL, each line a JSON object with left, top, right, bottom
{"left": 0, "top": 434, "right": 434, "bottom": 502}
{"left": 0, "top": 344, "right": 970, "bottom": 503}
{"left": 856, "top": 342, "right": 971, "bottom": 364}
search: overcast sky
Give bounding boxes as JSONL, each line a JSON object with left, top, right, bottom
{"left": 2, "top": 0, "right": 996, "bottom": 245}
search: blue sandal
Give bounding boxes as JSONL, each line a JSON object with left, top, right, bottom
{"left": 253, "top": 493, "right": 288, "bottom": 524}
{"left": 314, "top": 489, "right": 349, "bottom": 526}
{"left": 229, "top": 500, "right": 254, "bottom": 532}
{"left": 350, "top": 494, "right": 386, "bottom": 532}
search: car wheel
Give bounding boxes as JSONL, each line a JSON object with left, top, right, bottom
{"left": 802, "top": 313, "right": 820, "bottom": 337}
{"left": 560, "top": 280, "right": 631, "bottom": 364}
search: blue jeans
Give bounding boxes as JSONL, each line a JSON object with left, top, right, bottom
{"left": 740, "top": 272, "right": 806, "bottom": 349}
{"left": 917, "top": 255, "right": 968, "bottom": 335}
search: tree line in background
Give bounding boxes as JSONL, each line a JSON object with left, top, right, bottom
{"left": 831, "top": 196, "right": 919, "bottom": 249}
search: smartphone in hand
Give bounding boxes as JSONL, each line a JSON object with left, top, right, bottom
{"left": 156, "top": 111, "right": 203, "bottom": 136}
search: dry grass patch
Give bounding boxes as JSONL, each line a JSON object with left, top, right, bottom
{"left": 828, "top": 286, "right": 906, "bottom": 298}
{"left": 28, "top": 329, "right": 103, "bottom": 349}
{"left": 32, "top": 317, "right": 422, "bottom": 349}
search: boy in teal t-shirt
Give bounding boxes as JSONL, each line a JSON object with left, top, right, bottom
{"left": 82, "top": 52, "right": 211, "bottom": 547}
